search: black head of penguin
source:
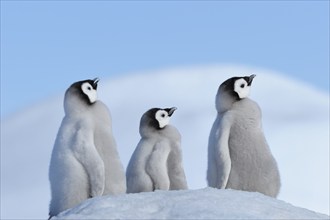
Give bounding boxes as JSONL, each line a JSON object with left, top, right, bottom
{"left": 69, "top": 78, "right": 99, "bottom": 105}
{"left": 143, "top": 107, "right": 177, "bottom": 130}
{"left": 220, "top": 74, "right": 256, "bottom": 100}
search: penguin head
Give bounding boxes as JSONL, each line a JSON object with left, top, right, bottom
{"left": 64, "top": 78, "right": 99, "bottom": 114}
{"left": 216, "top": 75, "right": 256, "bottom": 112}
{"left": 220, "top": 74, "right": 256, "bottom": 99}
{"left": 140, "top": 107, "right": 177, "bottom": 134}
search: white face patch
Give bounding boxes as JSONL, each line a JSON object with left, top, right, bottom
{"left": 81, "top": 82, "right": 97, "bottom": 103}
{"left": 234, "top": 78, "right": 251, "bottom": 99}
{"left": 155, "top": 110, "right": 171, "bottom": 128}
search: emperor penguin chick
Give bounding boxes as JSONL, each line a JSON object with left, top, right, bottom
{"left": 48, "top": 78, "right": 126, "bottom": 218}
{"left": 207, "top": 75, "right": 280, "bottom": 197}
{"left": 126, "top": 107, "right": 188, "bottom": 193}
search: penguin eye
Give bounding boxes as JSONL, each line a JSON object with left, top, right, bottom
{"left": 87, "top": 86, "right": 92, "bottom": 90}
{"left": 161, "top": 113, "right": 166, "bottom": 118}
{"left": 240, "top": 84, "right": 245, "bottom": 88}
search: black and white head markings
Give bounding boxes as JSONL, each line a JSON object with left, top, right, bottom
{"left": 220, "top": 74, "right": 256, "bottom": 100}
{"left": 145, "top": 107, "right": 177, "bottom": 129}
{"left": 70, "top": 78, "right": 99, "bottom": 105}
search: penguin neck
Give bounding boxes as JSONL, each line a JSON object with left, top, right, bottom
{"left": 140, "top": 125, "right": 180, "bottom": 141}
{"left": 216, "top": 92, "right": 237, "bottom": 114}
{"left": 63, "top": 93, "right": 92, "bottom": 116}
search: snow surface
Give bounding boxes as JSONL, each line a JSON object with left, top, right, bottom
{"left": 1, "top": 65, "right": 329, "bottom": 219}
{"left": 53, "top": 188, "right": 328, "bottom": 220}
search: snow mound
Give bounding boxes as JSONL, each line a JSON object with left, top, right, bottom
{"left": 54, "top": 188, "right": 328, "bottom": 220}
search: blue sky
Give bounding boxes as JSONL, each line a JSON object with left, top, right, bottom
{"left": 1, "top": 1, "right": 329, "bottom": 118}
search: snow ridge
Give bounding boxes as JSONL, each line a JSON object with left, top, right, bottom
{"left": 54, "top": 188, "right": 329, "bottom": 219}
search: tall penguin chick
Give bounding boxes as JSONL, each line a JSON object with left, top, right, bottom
{"left": 207, "top": 75, "right": 281, "bottom": 197}
{"left": 126, "top": 107, "right": 188, "bottom": 193}
{"left": 48, "top": 78, "right": 126, "bottom": 219}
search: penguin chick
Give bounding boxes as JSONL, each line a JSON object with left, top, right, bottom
{"left": 126, "top": 107, "right": 188, "bottom": 193}
{"left": 48, "top": 78, "right": 126, "bottom": 218}
{"left": 207, "top": 75, "right": 281, "bottom": 197}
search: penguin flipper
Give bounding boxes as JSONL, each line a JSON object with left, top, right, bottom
{"left": 146, "top": 141, "right": 171, "bottom": 190}
{"left": 167, "top": 141, "right": 188, "bottom": 190}
{"left": 215, "top": 113, "right": 233, "bottom": 189}
{"left": 72, "top": 126, "right": 105, "bottom": 197}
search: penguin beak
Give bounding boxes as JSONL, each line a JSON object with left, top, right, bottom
{"left": 93, "top": 78, "right": 99, "bottom": 89}
{"left": 166, "top": 107, "right": 177, "bottom": 117}
{"left": 248, "top": 74, "right": 256, "bottom": 85}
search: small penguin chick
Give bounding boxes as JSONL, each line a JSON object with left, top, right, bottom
{"left": 126, "top": 106, "right": 188, "bottom": 193}
{"left": 49, "top": 78, "right": 126, "bottom": 218}
{"left": 207, "top": 74, "right": 281, "bottom": 197}
{"left": 216, "top": 74, "right": 256, "bottom": 113}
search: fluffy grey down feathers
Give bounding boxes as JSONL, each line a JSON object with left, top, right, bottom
{"left": 48, "top": 79, "right": 126, "bottom": 218}
{"left": 207, "top": 75, "right": 281, "bottom": 197}
{"left": 126, "top": 108, "right": 188, "bottom": 193}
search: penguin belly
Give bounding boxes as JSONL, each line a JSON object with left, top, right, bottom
{"left": 126, "top": 140, "right": 154, "bottom": 193}
{"left": 226, "top": 120, "right": 280, "bottom": 197}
